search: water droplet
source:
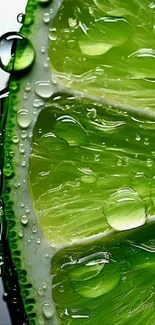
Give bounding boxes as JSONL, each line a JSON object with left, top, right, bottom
{"left": 135, "top": 134, "right": 141, "bottom": 141}
{"left": 21, "top": 215, "right": 29, "bottom": 225}
{"left": 51, "top": 74, "right": 58, "bottom": 84}
{"left": 68, "top": 18, "right": 77, "bottom": 28}
{"left": 20, "top": 202, "right": 25, "bottom": 208}
{"left": 59, "top": 285, "right": 65, "bottom": 293}
{"left": 0, "top": 33, "right": 35, "bottom": 73}
{"left": 13, "top": 135, "right": 19, "bottom": 144}
{"left": 37, "top": 238, "right": 41, "bottom": 244}
{"left": 42, "top": 282, "right": 47, "bottom": 290}
{"left": 144, "top": 137, "right": 150, "bottom": 146}
{"left": 19, "top": 143, "right": 25, "bottom": 154}
{"left": 38, "top": 287, "right": 44, "bottom": 296}
{"left": 23, "top": 93, "right": 28, "bottom": 100}
{"left": 104, "top": 188, "right": 146, "bottom": 231}
{"left": 41, "top": 46, "right": 46, "bottom": 53}
{"left": 21, "top": 130, "right": 27, "bottom": 139}
{"left": 53, "top": 115, "right": 88, "bottom": 146}
{"left": 94, "top": 154, "right": 100, "bottom": 162}
{"left": 43, "top": 13, "right": 50, "bottom": 24}
{"left": 81, "top": 174, "right": 96, "bottom": 184}
{"left": 35, "top": 81, "right": 53, "bottom": 98}
{"left": 33, "top": 98, "right": 44, "bottom": 108}
{"left": 147, "top": 158, "right": 153, "bottom": 168}
{"left": 3, "top": 164, "right": 13, "bottom": 177}
{"left": 25, "top": 207, "right": 30, "bottom": 213}
{"left": 22, "top": 160, "right": 26, "bottom": 167}
{"left": 18, "top": 229, "right": 24, "bottom": 238}
{"left": 42, "top": 302, "right": 54, "bottom": 319}
{"left": 25, "top": 83, "right": 31, "bottom": 92}
{"left": 49, "top": 28, "right": 57, "bottom": 41}
{"left": 17, "top": 110, "right": 32, "bottom": 128}
{"left": 17, "top": 13, "right": 25, "bottom": 24}
{"left": 50, "top": 8, "right": 53, "bottom": 14}
{"left": 38, "top": 315, "right": 45, "bottom": 325}
{"left": 14, "top": 181, "right": 21, "bottom": 188}
{"left": 32, "top": 227, "right": 37, "bottom": 233}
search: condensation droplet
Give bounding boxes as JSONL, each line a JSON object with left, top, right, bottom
{"left": 144, "top": 137, "right": 150, "bottom": 146}
{"left": 17, "top": 110, "right": 32, "bottom": 128}
{"left": 51, "top": 74, "right": 58, "bottom": 84}
{"left": 22, "top": 160, "right": 26, "bottom": 167}
{"left": 19, "top": 143, "right": 25, "bottom": 154}
{"left": 43, "top": 13, "right": 50, "bottom": 24}
{"left": 38, "top": 287, "right": 44, "bottom": 296}
{"left": 35, "top": 81, "right": 53, "bottom": 98}
{"left": 49, "top": 28, "right": 57, "bottom": 41}
{"left": 32, "top": 227, "right": 37, "bottom": 233}
{"left": 14, "top": 181, "right": 21, "bottom": 188}
{"left": 104, "top": 188, "right": 146, "bottom": 231}
{"left": 41, "top": 46, "right": 46, "bottom": 53}
{"left": 25, "top": 83, "right": 31, "bottom": 92}
{"left": 23, "top": 93, "right": 28, "bottom": 100}
{"left": 42, "top": 302, "right": 54, "bottom": 319}
{"left": 42, "top": 282, "right": 47, "bottom": 290}
{"left": 33, "top": 98, "right": 44, "bottom": 108}
{"left": 13, "top": 135, "right": 19, "bottom": 144}
{"left": 21, "top": 130, "right": 27, "bottom": 139}
{"left": 17, "top": 13, "right": 25, "bottom": 24}
{"left": 37, "top": 238, "right": 41, "bottom": 244}
{"left": 68, "top": 17, "right": 77, "bottom": 28}
{"left": 147, "top": 158, "right": 153, "bottom": 168}
{"left": 25, "top": 207, "right": 30, "bottom": 213}
{"left": 135, "top": 134, "right": 141, "bottom": 141}
{"left": 18, "top": 229, "right": 24, "bottom": 238}
{"left": 20, "top": 202, "right": 25, "bottom": 208}
{"left": 21, "top": 215, "right": 29, "bottom": 225}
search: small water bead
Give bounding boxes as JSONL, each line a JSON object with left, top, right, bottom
{"left": 13, "top": 135, "right": 19, "bottom": 144}
{"left": 35, "top": 234, "right": 41, "bottom": 242}
{"left": 22, "top": 160, "right": 26, "bottom": 167}
{"left": 33, "top": 98, "right": 44, "bottom": 108}
{"left": 42, "top": 282, "right": 47, "bottom": 290}
{"left": 81, "top": 174, "right": 96, "bottom": 184}
{"left": 19, "top": 143, "right": 25, "bottom": 154}
{"left": 23, "top": 93, "right": 28, "bottom": 100}
{"left": 51, "top": 74, "right": 58, "bottom": 84}
{"left": 147, "top": 158, "right": 153, "bottom": 168}
{"left": 17, "top": 110, "right": 32, "bottom": 128}
{"left": 21, "top": 130, "right": 27, "bottom": 139}
{"left": 43, "top": 13, "right": 50, "bottom": 24}
{"left": 144, "top": 137, "right": 150, "bottom": 146}
{"left": 38, "top": 316, "right": 45, "bottom": 325}
{"left": 18, "top": 229, "right": 24, "bottom": 238}
{"left": 68, "top": 18, "right": 77, "bottom": 28}
{"left": 104, "top": 188, "right": 146, "bottom": 231}
{"left": 38, "top": 287, "right": 44, "bottom": 296}
{"left": 21, "top": 215, "right": 29, "bottom": 225}
{"left": 42, "top": 302, "right": 54, "bottom": 319}
{"left": 20, "top": 202, "right": 25, "bottom": 208}
{"left": 14, "top": 181, "right": 21, "bottom": 188}
{"left": 25, "top": 207, "right": 30, "bottom": 214}
{"left": 35, "top": 81, "right": 53, "bottom": 98}
{"left": 32, "top": 227, "right": 37, "bottom": 233}
{"left": 25, "top": 83, "right": 31, "bottom": 92}
{"left": 135, "top": 134, "right": 141, "bottom": 141}
{"left": 41, "top": 46, "right": 46, "bottom": 54}
{"left": 49, "top": 28, "right": 57, "bottom": 41}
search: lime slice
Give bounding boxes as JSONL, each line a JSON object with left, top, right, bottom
{"left": 2, "top": 0, "right": 155, "bottom": 325}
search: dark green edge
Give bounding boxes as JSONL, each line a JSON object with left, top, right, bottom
{"left": 3, "top": 0, "right": 38, "bottom": 324}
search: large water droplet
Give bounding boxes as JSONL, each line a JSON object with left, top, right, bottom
{"left": 21, "top": 215, "right": 29, "bottom": 225}
{"left": 53, "top": 115, "right": 88, "bottom": 146}
{"left": 35, "top": 81, "right": 53, "bottom": 98}
{"left": 42, "top": 302, "right": 54, "bottom": 319}
{"left": 17, "top": 110, "right": 32, "bottom": 128}
{"left": 43, "top": 13, "right": 50, "bottom": 24}
{"left": 49, "top": 28, "right": 57, "bottom": 41}
{"left": 0, "top": 32, "right": 35, "bottom": 73}
{"left": 104, "top": 188, "right": 146, "bottom": 231}
{"left": 12, "top": 135, "right": 19, "bottom": 144}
